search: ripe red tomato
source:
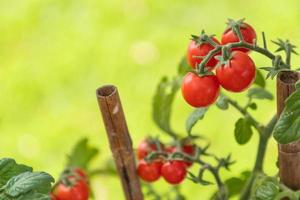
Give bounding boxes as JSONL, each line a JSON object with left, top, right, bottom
{"left": 181, "top": 72, "right": 220, "bottom": 107}
{"left": 187, "top": 38, "right": 220, "bottom": 70}
{"left": 137, "top": 139, "right": 163, "bottom": 160}
{"left": 182, "top": 145, "right": 196, "bottom": 167}
{"left": 216, "top": 51, "right": 256, "bottom": 92}
{"left": 52, "top": 168, "right": 89, "bottom": 200}
{"left": 161, "top": 161, "right": 187, "bottom": 185}
{"left": 221, "top": 23, "right": 256, "bottom": 53}
{"left": 137, "top": 159, "right": 162, "bottom": 182}
{"left": 52, "top": 180, "right": 89, "bottom": 200}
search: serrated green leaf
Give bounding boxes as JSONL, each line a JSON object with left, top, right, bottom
{"left": 216, "top": 94, "right": 229, "bottom": 110}
{"left": 16, "top": 192, "right": 50, "bottom": 200}
{"left": 254, "top": 70, "right": 266, "bottom": 88}
{"left": 254, "top": 181, "right": 279, "bottom": 200}
{"left": 186, "top": 108, "right": 208, "bottom": 135}
{"left": 273, "top": 88, "right": 300, "bottom": 144}
{"left": 210, "top": 170, "right": 251, "bottom": 199}
{"left": 67, "top": 138, "right": 99, "bottom": 170}
{"left": 0, "top": 158, "right": 32, "bottom": 188}
{"left": 234, "top": 118, "right": 253, "bottom": 145}
{"left": 153, "top": 76, "right": 180, "bottom": 137}
{"left": 2, "top": 172, "right": 54, "bottom": 197}
{"left": 247, "top": 88, "right": 274, "bottom": 100}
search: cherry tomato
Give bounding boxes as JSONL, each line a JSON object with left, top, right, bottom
{"left": 52, "top": 168, "right": 89, "bottom": 200}
{"left": 137, "top": 159, "right": 162, "bottom": 182}
{"left": 182, "top": 145, "right": 196, "bottom": 167}
{"left": 53, "top": 180, "right": 89, "bottom": 200}
{"left": 187, "top": 38, "right": 220, "bottom": 70}
{"left": 181, "top": 72, "right": 220, "bottom": 107}
{"left": 221, "top": 22, "right": 256, "bottom": 53}
{"left": 216, "top": 51, "right": 256, "bottom": 92}
{"left": 161, "top": 161, "right": 187, "bottom": 185}
{"left": 137, "top": 139, "right": 163, "bottom": 160}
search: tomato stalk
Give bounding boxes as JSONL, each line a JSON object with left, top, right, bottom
{"left": 239, "top": 116, "right": 277, "bottom": 200}
{"left": 223, "top": 94, "right": 277, "bottom": 199}
{"left": 162, "top": 147, "right": 231, "bottom": 199}
{"left": 191, "top": 25, "right": 295, "bottom": 199}
{"left": 224, "top": 95, "right": 261, "bottom": 131}
{"left": 197, "top": 27, "right": 291, "bottom": 73}
{"left": 215, "top": 93, "right": 278, "bottom": 200}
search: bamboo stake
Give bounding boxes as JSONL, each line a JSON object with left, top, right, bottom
{"left": 96, "top": 85, "right": 144, "bottom": 200}
{"left": 277, "top": 71, "right": 300, "bottom": 190}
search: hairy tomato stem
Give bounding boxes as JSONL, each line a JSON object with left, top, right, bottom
{"left": 197, "top": 40, "right": 289, "bottom": 72}
{"left": 239, "top": 115, "right": 277, "bottom": 200}
{"left": 225, "top": 96, "right": 261, "bottom": 132}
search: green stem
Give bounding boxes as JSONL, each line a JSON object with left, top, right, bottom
{"left": 194, "top": 159, "right": 229, "bottom": 200}
{"left": 226, "top": 96, "right": 261, "bottom": 132}
{"left": 212, "top": 169, "right": 229, "bottom": 200}
{"left": 197, "top": 41, "right": 288, "bottom": 71}
{"left": 286, "top": 45, "right": 291, "bottom": 68}
{"left": 239, "top": 115, "right": 277, "bottom": 200}
{"left": 262, "top": 32, "right": 267, "bottom": 50}
{"left": 224, "top": 94, "right": 277, "bottom": 200}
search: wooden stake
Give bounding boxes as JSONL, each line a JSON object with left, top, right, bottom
{"left": 277, "top": 71, "right": 300, "bottom": 190}
{"left": 96, "top": 85, "right": 144, "bottom": 200}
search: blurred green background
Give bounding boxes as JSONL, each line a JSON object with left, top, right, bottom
{"left": 1, "top": 0, "right": 300, "bottom": 199}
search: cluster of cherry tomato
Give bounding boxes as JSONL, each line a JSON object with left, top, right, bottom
{"left": 51, "top": 168, "right": 89, "bottom": 200}
{"left": 182, "top": 20, "right": 257, "bottom": 107}
{"left": 136, "top": 139, "right": 196, "bottom": 185}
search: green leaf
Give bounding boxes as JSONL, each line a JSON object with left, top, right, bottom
{"left": 2, "top": 172, "right": 54, "bottom": 197}
{"left": 210, "top": 170, "right": 250, "bottom": 199}
{"left": 227, "top": 171, "right": 251, "bottom": 195}
{"left": 67, "top": 138, "right": 99, "bottom": 170}
{"left": 152, "top": 77, "right": 180, "bottom": 137}
{"left": 254, "top": 70, "right": 266, "bottom": 88}
{"left": 216, "top": 94, "right": 229, "bottom": 110}
{"left": 247, "top": 88, "right": 274, "bottom": 100}
{"left": 254, "top": 181, "right": 279, "bottom": 200}
{"left": 234, "top": 118, "right": 253, "bottom": 145}
{"left": 0, "top": 158, "right": 32, "bottom": 188}
{"left": 249, "top": 102, "right": 257, "bottom": 110}
{"left": 273, "top": 87, "right": 300, "bottom": 144}
{"left": 186, "top": 108, "right": 208, "bottom": 135}
{"left": 16, "top": 192, "right": 50, "bottom": 200}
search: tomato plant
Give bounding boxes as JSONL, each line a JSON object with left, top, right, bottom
{"left": 137, "top": 18, "right": 300, "bottom": 200}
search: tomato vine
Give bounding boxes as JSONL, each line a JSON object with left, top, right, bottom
{"left": 139, "top": 18, "right": 300, "bottom": 200}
